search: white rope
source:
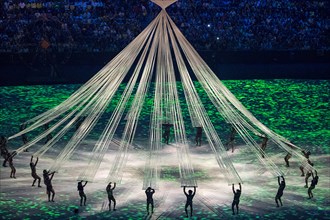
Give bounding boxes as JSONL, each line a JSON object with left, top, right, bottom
{"left": 10, "top": 4, "right": 314, "bottom": 182}
{"left": 166, "top": 13, "right": 242, "bottom": 184}
{"left": 78, "top": 13, "right": 162, "bottom": 182}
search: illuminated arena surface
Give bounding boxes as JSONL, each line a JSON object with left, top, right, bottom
{"left": 0, "top": 79, "right": 329, "bottom": 219}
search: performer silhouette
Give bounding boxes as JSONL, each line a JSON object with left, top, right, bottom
{"left": 275, "top": 176, "right": 285, "bottom": 207}
{"left": 195, "top": 127, "right": 202, "bottom": 146}
{"left": 0, "top": 136, "right": 9, "bottom": 167}
{"left": 163, "top": 123, "right": 173, "bottom": 144}
{"left": 284, "top": 153, "right": 291, "bottom": 167}
{"left": 300, "top": 150, "right": 312, "bottom": 176}
{"left": 43, "top": 170, "right": 56, "bottom": 202}
{"left": 308, "top": 170, "right": 318, "bottom": 199}
{"left": 282, "top": 141, "right": 297, "bottom": 167}
{"left": 184, "top": 186, "right": 196, "bottom": 217}
{"left": 30, "top": 156, "right": 41, "bottom": 187}
{"left": 106, "top": 182, "right": 116, "bottom": 211}
{"left": 145, "top": 187, "right": 155, "bottom": 214}
{"left": 232, "top": 183, "right": 241, "bottom": 215}
{"left": 226, "top": 126, "right": 236, "bottom": 153}
{"left": 8, "top": 151, "right": 17, "bottom": 178}
{"left": 77, "top": 180, "right": 88, "bottom": 206}
{"left": 259, "top": 135, "right": 268, "bottom": 158}
{"left": 20, "top": 123, "right": 29, "bottom": 152}
{"left": 304, "top": 163, "right": 314, "bottom": 188}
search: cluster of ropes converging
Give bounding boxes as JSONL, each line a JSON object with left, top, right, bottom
{"left": 6, "top": 0, "right": 313, "bottom": 190}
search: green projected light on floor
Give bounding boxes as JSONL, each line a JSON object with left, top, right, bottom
{"left": 0, "top": 80, "right": 329, "bottom": 219}
{"left": 0, "top": 79, "right": 328, "bottom": 151}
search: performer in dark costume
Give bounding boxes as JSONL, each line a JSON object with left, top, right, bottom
{"left": 20, "top": 123, "right": 29, "bottom": 152}
{"left": 195, "top": 127, "right": 202, "bottom": 146}
{"left": 44, "top": 123, "right": 53, "bottom": 144}
{"left": 275, "top": 176, "right": 285, "bottom": 207}
{"left": 284, "top": 153, "right": 292, "bottom": 167}
{"left": 106, "top": 182, "right": 116, "bottom": 211}
{"left": 77, "top": 180, "right": 88, "bottom": 206}
{"left": 308, "top": 170, "right": 319, "bottom": 199}
{"left": 259, "top": 135, "right": 268, "bottom": 158}
{"left": 30, "top": 156, "right": 41, "bottom": 187}
{"left": 226, "top": 126, "right": 236, "bottom": 153}
{"left": 304, "top": 162, "right": 314, "bottom": 188}
{"left": 232, "top": 183, "right": 241, "bottom": 215}
{"left": 163, "top": 123, "right": 173, "bottom": 144}
{"left": 184, "top": 186, "right": 196, "bottom": 217}
{"left": 300, "top": 150, "right": 312, "bottom": 176}
{"left": 0, "top": 136, "right": 9, "bottom": 167}
{"left": 145, "top": 187, "right": 155, "bottom": 214}
{"left": 8, "top": 151, "right": 17, "bottom": 178}
{"left": 282, "top": 141, "right": 297, "bottom": 167}
{"left": 43, "top": 170, "right": 56, "bottom": 202}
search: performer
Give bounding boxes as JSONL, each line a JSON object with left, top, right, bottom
{"left": 43, "top": 170, "right": 56, "bottom": 202}
{"left": 145, "top": 187, "right": 155, "bottom": 214}
{"left": 183, "top": 186, "right": 196, "bottom": 217}
{"left": 232, "top": 183, "right": 241, "bottom": 215}
{"left": 308, "top": 170, "right": 319, "bottom": 199}
{"left": 8, "top": 151, "right": 17, "bottom": 178}
{"left": 304, "top": 163, "right": 314, "bottom": 188}
{"left": 0, "top": 136, "right": 9, "bottom": 167}
{"left": 106, "top": 182, "right": 116, "bottom": 211}
{"left": 162, "top": 123, "right": 173, "bottom": 144}
{"left": 259, "top": 135, "right": 268, "bottom": 158}
{"left": 30, "top": 156, "right": 41, "bottom": 187}
{"left": 284, "top": 153, "right": 292, "bottom": 167}
{"left": 300, "top": 150, "right": 312, "bottom": 176}
{"left": 195, "top": 127, "right": 202, "bottom": 146}
{"left": 282, "top": 141, "right": 298, "bottom": 167}
{"left": 77, "top": 180, "right": 88, "bottom": 206}
{"left": 44, "top": 123, "right": 53, "bottom": 144}
{"left": 20, "top": 123, "right": 29, "bottom": 152}
{"left": 226, "top": 126, "right": 236, "bottom": 153}
{"left": 275, "top": 176, "right": 285, "bottom": 207}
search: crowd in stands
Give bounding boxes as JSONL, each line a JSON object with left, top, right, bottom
{"left": 0, "top": 0, "right": 329, "bottom": 53}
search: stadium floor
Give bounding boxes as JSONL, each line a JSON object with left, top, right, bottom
{"left": 0, "top": 79, "right": 329, "bottom": 219}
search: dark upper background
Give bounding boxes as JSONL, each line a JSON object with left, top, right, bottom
{"left": 0, "top": 0, "right": 329, "bottom": 85}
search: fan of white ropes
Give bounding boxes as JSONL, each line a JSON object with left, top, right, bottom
{"left": 9, "top": 0, "right": 312, "bottom": 189}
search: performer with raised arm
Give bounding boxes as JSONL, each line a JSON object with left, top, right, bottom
{"left": 77, "top": 180, "right": 88, "bottom": 206}
{"left": 106, "top": 182, "right": 116, "bottom": 211}
{"left": 308, "top": 170, "right": 319, "bottom": 199}
{"left": 43, "top": 170, "right": 56, "bottom": 202}
{"left": 275, "top": 176, "right": 285, "bottom": 207}
{"left": 232, "top": 183, "right": 241, "bottom": 215}
{"left": 30, "top": 156, "right": 41, "bottom": 187}
{"left": 145, "top": 187, "right": 155, "bottom": 214}
{"left": 183, "top": 186, "right": 196, "bottom": 217}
